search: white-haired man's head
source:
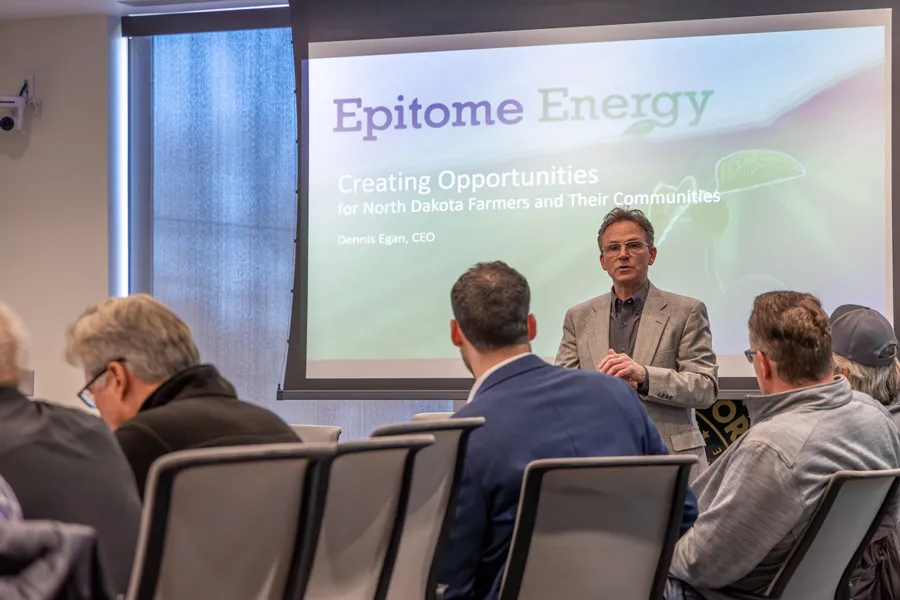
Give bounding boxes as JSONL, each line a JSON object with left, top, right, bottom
{"left": 65, "top": 294, "right": 200, "bottom": 429}
{"left": 832, "top": 352, "right": 900, "bottom": 405}
{"left": 0, "top": 302, "right": 30, "bottom": 388}
{"left": 830, "top": 304, "right": 900, "bottom": 406}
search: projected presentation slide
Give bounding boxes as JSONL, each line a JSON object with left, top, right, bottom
{"left": 304, "top": 9, "right": 892, "bottom": 381}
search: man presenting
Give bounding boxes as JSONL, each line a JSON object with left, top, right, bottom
{"left": 556, "top": 208, "right": 718, "bottom": 477}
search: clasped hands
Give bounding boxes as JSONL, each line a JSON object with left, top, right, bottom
{"left": 598, "top": 349, "right": 646, "bottom": 390}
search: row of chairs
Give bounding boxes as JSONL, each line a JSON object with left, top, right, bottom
{"left": 121, "top": 415, "right": 900, "bottom": 600}
{"left": 409, "top": 412, "right": 900, "bottom": 600}
{"left": 126, "top": 418, "right": 482, "bottom": 600}
{"left": 291, "top": 418, "right": 695, "bottom": 600}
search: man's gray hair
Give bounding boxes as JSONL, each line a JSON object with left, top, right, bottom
{"left": 597, "top": 207, "right": 656, "bottom": 250}
{"left": 0, "top": 302, "right": 30, "bottom": 387}
{"left": 833, "top": 352, "right": 900, "bottom": 406}
{"left": 65, "top": 294, "right": 200, "bottom": 382}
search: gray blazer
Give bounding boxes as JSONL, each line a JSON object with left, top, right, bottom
{"left": 555, "top": 283, "right": 719, "bottom": 477}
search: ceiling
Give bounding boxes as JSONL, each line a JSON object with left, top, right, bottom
{"left": 0, "top": 0, "right": 286, "bottom": 20}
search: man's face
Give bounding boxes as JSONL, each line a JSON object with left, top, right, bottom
{"left": 599, "top": 220, "right": 656, "bottom": 288}
{"left": 83, "top": 363, "right": 133, "bottom": 430}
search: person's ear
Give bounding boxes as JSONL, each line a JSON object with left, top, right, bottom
{"left": 758, "top": 352, "right": 774, "bottom": 381}
{"left": 599, "top": 252, "right": 609, "bottom": 272}
{"left": 648, "top": 245, "right": 657, "bottom": 265}
{"left": 106, "top": 362, "right": 130, "bottom": 400}
{"left": 450, "top": 320, "right": 464, "bottom": 348}
{"left": 527, "top": 314, "right": 537, "bottom": 341}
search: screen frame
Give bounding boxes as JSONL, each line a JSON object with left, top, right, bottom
{"left": 281, "top": 0, "right": 897, "bottom": 400}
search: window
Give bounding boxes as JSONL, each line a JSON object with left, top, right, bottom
{"left": 134, "top": 27, "right": 452, "bottom": 438}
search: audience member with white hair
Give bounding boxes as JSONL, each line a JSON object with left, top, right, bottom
{"left": 65, "top": 294, "right": 299, "bottom": 499}
{"left": 0, "top": 301, "right": 140, "bottom": 595}
{"left": 830, "top": 304, "right": 900, "bottom": 424}
{"left": 829, "top": 304, "right": 900, "bottom": 599}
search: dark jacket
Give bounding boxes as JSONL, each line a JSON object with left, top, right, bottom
{"left": 854, "top": 402, "right": 900, "bottom": 600}
{"left": 115, "top": 365, "right": 299, "bottom": 498}
{"left": 0, "top": 388, "right": 141, "bottom": 596}
{"left": 441, "top": 355, "right": 698, "bottom": 600}
{"left": 852, "top": 528, "right": 900, "bottom": 600}
{"left": 0, "top": 520, "right": 114, "bottom": 600}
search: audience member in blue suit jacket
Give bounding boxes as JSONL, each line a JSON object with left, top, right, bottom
{"left": 439, "top": 261, "right": 699, "bottom": 600}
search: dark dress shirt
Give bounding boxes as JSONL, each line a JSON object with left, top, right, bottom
{"left": 609, "top": 281, "right": 651, "bottom": 393}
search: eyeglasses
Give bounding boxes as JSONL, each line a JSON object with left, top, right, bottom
{"left": 744, "top": 349, "right": 759, "bottom": 363}
{"left": 601, "top": 240, "right": 651, "bottom": 256}
{"left": 77, "top": 358, "right": 125, "bottom": 408}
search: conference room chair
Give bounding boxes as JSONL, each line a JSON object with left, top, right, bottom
{"left": 291, "top": 424, "right": 343, "bottom": 442}
{"left": 371, "top": 417, "right": 486, "bottom": 600}
{"left": 723, "top": 468, "right": 900, "bottom": 600}
{"left": 496, "top": 455, "right": 696, "bottom": 600}
{"left": 301, "top": 435, "right": 435, "bottom": 600}
{"left": 412, "top": 412, "right": 454, "bottom": 422}
{"left": 125, "top": 443, "right": 335, "bottom": 600}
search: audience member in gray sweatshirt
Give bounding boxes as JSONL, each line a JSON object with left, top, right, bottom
{"left": 667, "top": 291, "right": 900, "bottom": 599}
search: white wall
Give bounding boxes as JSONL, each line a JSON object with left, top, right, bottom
{"left": 0, "top": 15, "right": 116, "bottom": 406}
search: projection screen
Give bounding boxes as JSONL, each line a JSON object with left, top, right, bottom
{"left": 282, "top": 7, "right": 893, "bottom": 399}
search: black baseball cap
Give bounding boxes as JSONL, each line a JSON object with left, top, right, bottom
{"left": 830, "top": 305, "right": 899, "bottom": 367}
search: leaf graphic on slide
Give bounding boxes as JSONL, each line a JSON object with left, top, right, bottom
{"left": 622, "top": 119, "right": 662, "bottom": 137}
{"left": 715, "top": 149, "right": 806, "bottom": 194}
{"left": 651, "top": 176, "right": 697, "bottom": 246}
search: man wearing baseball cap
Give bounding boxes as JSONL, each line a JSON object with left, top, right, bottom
{"left": 831, "top": 304, "right": 900, "bottom": 600}
{"left": 831, "top": 304, "right": 900, "bottom": 421}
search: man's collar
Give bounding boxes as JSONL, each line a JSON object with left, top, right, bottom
{"left": 612, "top": 280, "right": 650, "bottom": 310}
{"left": 139, "top": 364, "right": 237, "bottom": 413}
{"left": 0, "top": 386, "right": 23, "bottom": 401}
{"left": 466, "top": 352, "right": 533, "bottom": 404}
{"left": 745, "top": 376, "right": 853, "bottom": 424}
